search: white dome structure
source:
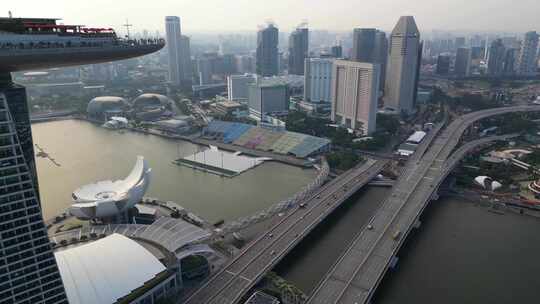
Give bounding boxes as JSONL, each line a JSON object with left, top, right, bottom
{"left": 69, "top": 156, "right": 151, "bottom": 220}
{"left": 87, "top": 96, "right": 129, "bottom": 121}
{"left": 474, "top": 176, "right": 502, "bottom": 191}
{"left": 132, "top": 93, "right": 173, "bottom": 111}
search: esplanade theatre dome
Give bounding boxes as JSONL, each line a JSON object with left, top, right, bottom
{"left": 87, "top": 96, "right": 129, "bottom": 120}
{"left": 132, "top": 93, "right": 173, "bottom": 111}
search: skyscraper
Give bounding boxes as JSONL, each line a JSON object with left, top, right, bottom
{"left": 331, "top": 60, "right": 380, "bottom": 135}
{"left": 350, "top": 29, "right": 387, "bottom": 90}
{"left": 165, "top": 16, "right": 183, "bottom": 86}
{"left": 487, "top": 39, "right": 506, "bottom": 77}
{"left": 455, "top": 47, "right": 472, "bottom": 76}
{"left": 373, "top": 31, "right": 389, "bottom": 90}
{"left": 436, "top": 54, "right": 451, "bottom": 75}
{"left": 180, "top": 35, "right": 193, "bottom": 83}
{"left": 235, "top": 55, "right": 256, "bottom": 74}
{"left": 352, "top": 28, "right": 377, "bottom": 62}
{"left": 503, "top": 48, "right": 518, "bottom": 76}
{"left": 384, "top": 16, "right": 421, "bottom": 115}
{"left": 197, "top": 53, "right": 218, "bottom": 85}
{"left": 330, "top": 45, "right": 343, "bottom": 58}
{"left": 304, "top": 57, "right": 334, "bottom": 103}
{"left": 0, "top": 83, "right": 68, "bottom": 303}
{"left": 516, "top": 31, "right": 539, "bottom": 76}
{"left": 455, "top": 37, "right": 466, "bottom": 50}
{"left": 256, "top": 24, "right": 279, "bottom": 77}
{"left": 288, "top": 26, "right": 309, "bottom": 75}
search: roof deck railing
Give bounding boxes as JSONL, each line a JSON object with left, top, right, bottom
{"left": 0, "top": 37, "right": 165, "bottom": 52}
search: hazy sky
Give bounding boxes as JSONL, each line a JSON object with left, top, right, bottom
{"left": 7, "top": 0, "right": 540, "bottom": 34}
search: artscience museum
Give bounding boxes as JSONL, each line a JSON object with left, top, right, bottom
{"left": 69, "top": 156, "right": 151, "bottom": 220}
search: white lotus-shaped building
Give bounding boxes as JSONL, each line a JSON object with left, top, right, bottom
{"left": 69, "top": 156, "right": 151, "bottom": 220}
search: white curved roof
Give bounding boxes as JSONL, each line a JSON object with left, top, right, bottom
{"left": 55, "top": 233, "right": 166, "bottom": 304}
{"left": 474, "top": 176, "right": 502, "bottom": 190}
{"left": 91, "top": 96, "right": 127, "bottom": 102}
{"left": 492, "top": 181, "right": 503, "bottom": 191}
{"left": 474, "top": 176, "right": 490, "bottom": 188}
{"left": 406, "top": 131, "right": 427, "bottom": 144}
{"left": 132, "top": 93, "right": 172, "bottom": 108}
{"left": 70, "top": 156, "right": 151, "bottom": 219}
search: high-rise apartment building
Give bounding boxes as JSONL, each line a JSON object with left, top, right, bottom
{"left": 165, "top": 16, "right": 183, "bottom": 86}
{"left": 516, "top": 31, "right": 539, "bottom": 76}
{"left": 384, "top": 16, "right": 421, "bottom": 115}
{"left": 288, "top": 27, "right": 309, "bottom": 75}
{"left": 304, "top": 58, "right": 334, "bottom": 103}
{"left": 487, "top": 39, "right": 506, "bottom": 77}
{"left": 331, "top": 60, "right": 380, "bottom": 135}
{"left": 256, "top": 24, "right": 279, "bottom": 77}
{"left": 454, "top": 47, "right": 472, "bottom": 76}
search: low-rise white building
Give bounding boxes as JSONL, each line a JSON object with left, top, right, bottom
{"left": 406, "top": 131, "right": 427, "bottom": 144}
{"left": 55, "top": 233, "right": 178, "bottom": 304}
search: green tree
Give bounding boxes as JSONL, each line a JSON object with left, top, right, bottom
{"left": 327, "top": 151, "right": 361, "bottom": 170}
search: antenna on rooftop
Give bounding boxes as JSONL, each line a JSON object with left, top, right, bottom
{"left": 123, "top": 19, "right": 133, "bottom": 39}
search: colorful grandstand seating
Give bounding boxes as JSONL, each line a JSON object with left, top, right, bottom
{"left": 204, "top": 120, "right": 331, "bottom": 158}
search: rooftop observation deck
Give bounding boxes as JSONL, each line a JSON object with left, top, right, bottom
{"left": 0, "top": 17, "right": 165, "bottom": 73}
{"left": 0, "top": 38, "right": 165, "bottom": 73}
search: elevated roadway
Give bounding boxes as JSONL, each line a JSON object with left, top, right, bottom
{"left": 307, "top": 106, "right": 540, "bottom": 304}
{"left": 184, "top": 159, "right": 388, "bottom": 304}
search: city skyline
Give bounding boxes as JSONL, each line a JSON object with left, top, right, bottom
{"left": 3, "top": 6, "right": 540, "bottom": 304}
{"left": 6, "top": 0, "right": 540, "bottom": 33}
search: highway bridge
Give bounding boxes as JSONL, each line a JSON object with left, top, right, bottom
{"left": 184, "top": 159, "right": 388, "bottom": 304}
{"left": 307, "top": 106, "right": 540, "bottom": 304}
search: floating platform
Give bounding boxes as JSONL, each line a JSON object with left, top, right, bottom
{"left": 175, "top": 146, "right": 270, "bottom": 177}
